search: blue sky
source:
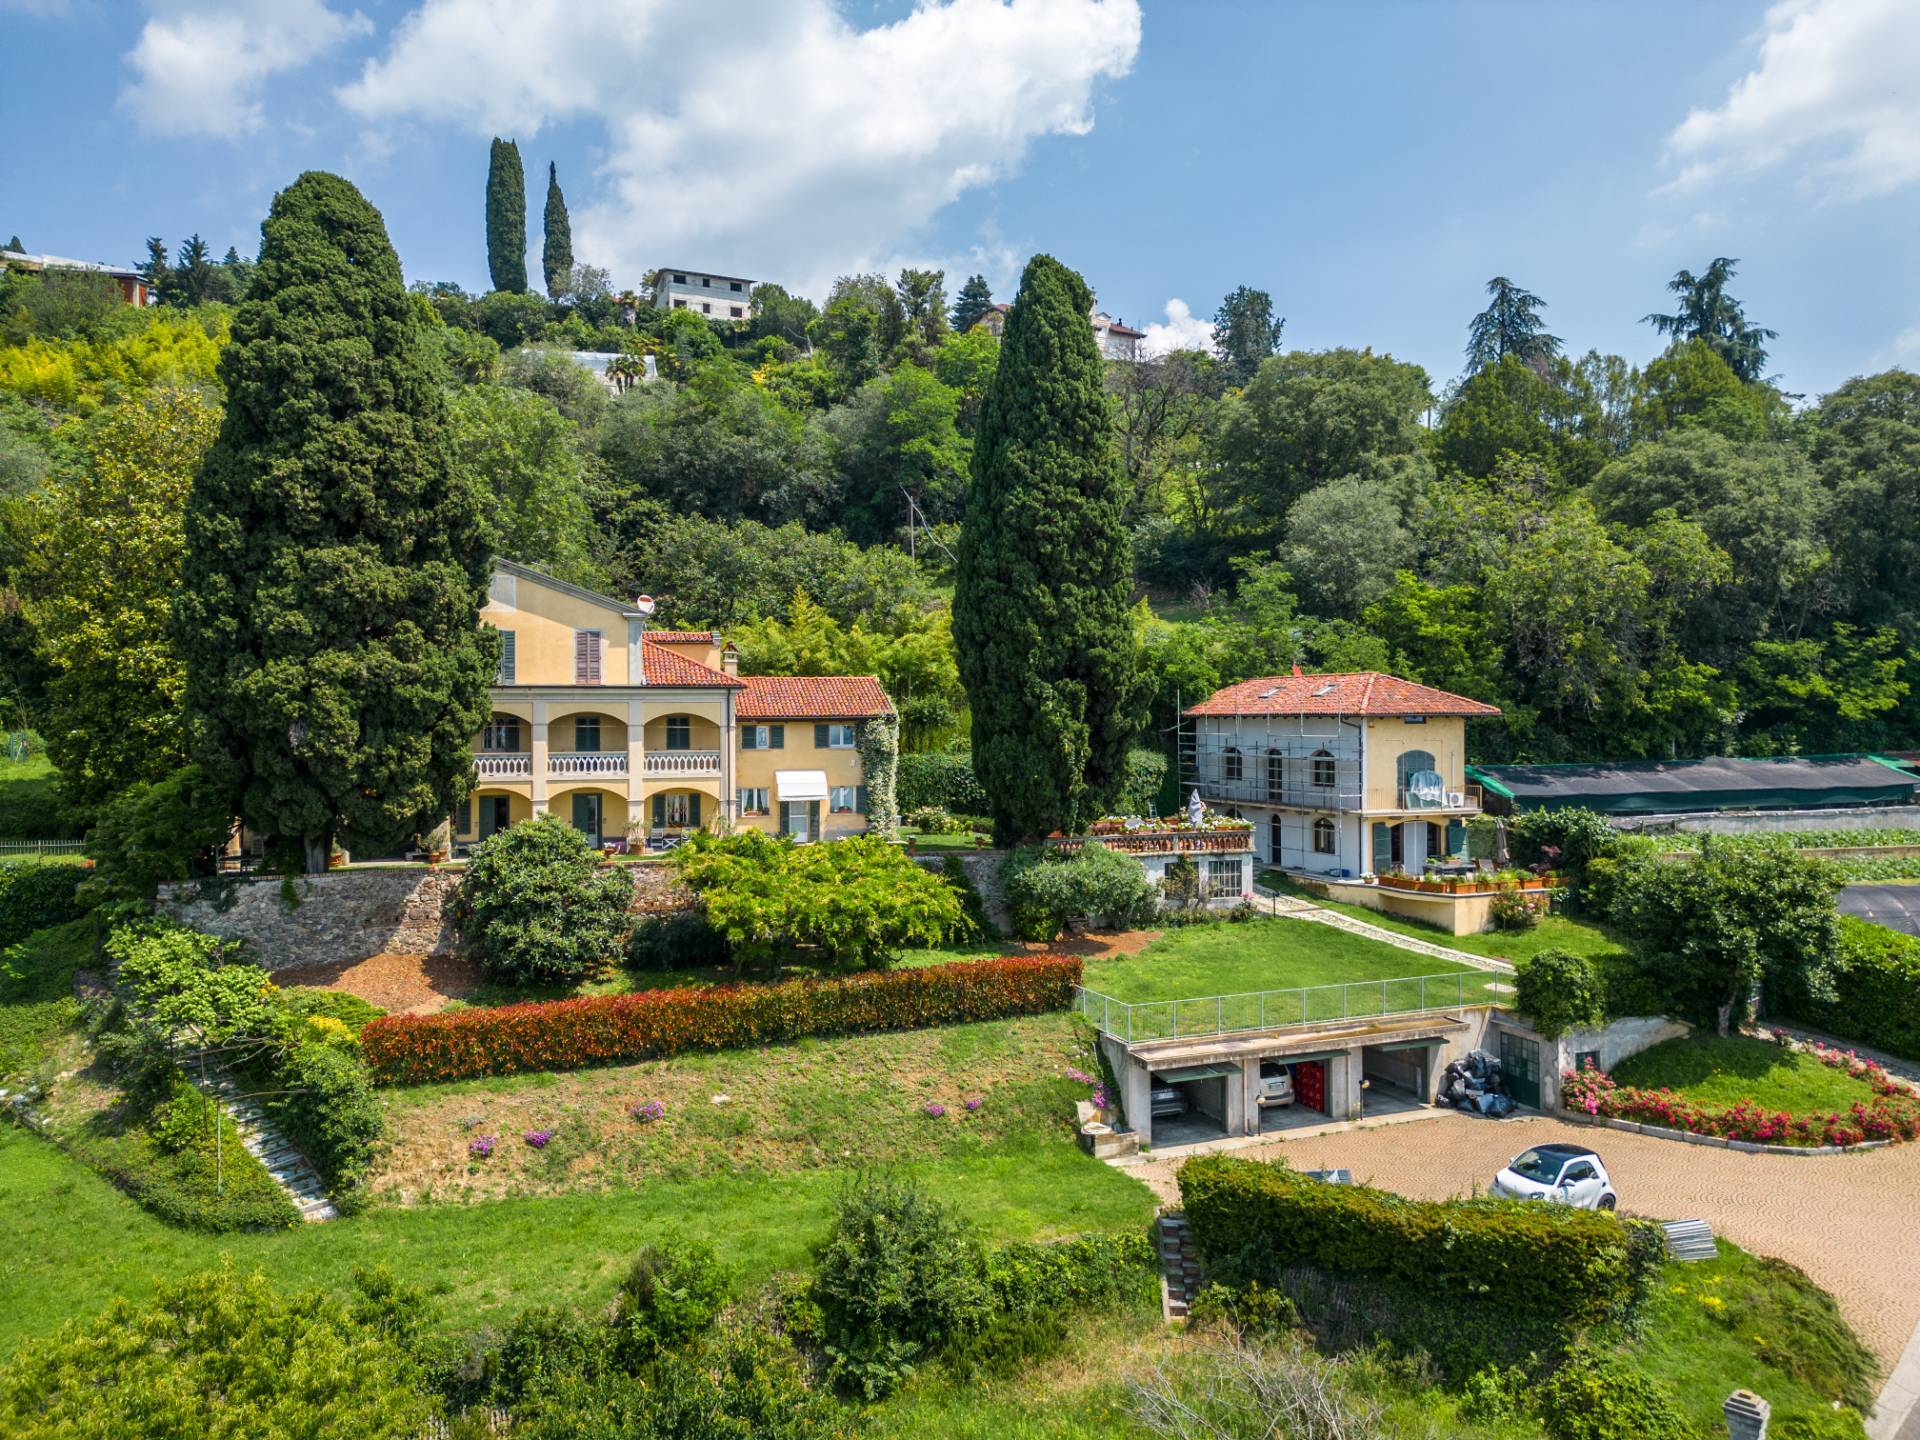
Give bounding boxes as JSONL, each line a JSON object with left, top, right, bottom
{"left": 4, "top": 0, "right": 1918, "bottom": 397}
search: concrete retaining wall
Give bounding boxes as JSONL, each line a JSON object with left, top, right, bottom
{"left": 1615, "top": 804, "right": 1920, "bottom": 836}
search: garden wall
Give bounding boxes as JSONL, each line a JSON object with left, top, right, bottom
{"left": 156, "top": 865, "right": 695, "bottom": 972}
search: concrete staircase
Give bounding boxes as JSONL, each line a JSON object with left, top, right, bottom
{"left": 1156, "top": 1211, "right": 1204, "bottom": 1322}
{"left": 207, "top": 1074, "right": 338, "bottom": 1223}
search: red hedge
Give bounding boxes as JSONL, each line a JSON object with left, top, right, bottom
{"left": 361, "top": 954, "right": 1084, "bottom": 1085}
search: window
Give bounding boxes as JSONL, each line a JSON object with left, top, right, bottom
{"left": 729, "top": 281, "right": 743, "bottom": 292}
{"left": 741, "top": 723, "right": 784, "bottom": 750}
{"left": 1311, "top": 749, "right": 1335, "bottom": 788}
{"left": 831, "top": 785, "right": 859, "bottom": 813}
{"left": 673, "top": 299, "right": 686, "bottom": 308}
{"left": 1265, "top": 749, "right": 1284, "bottom": 799}
{"left": 737, "top": 787, "right": 770, "bottom": 815}
{"left": 1312, "top": 817, "right": 1336, "bottom": 854}
{"left": 817, "top": 723, "right": 856, "bottom": 749}
{"left": 701, "top": 303, "right": 711, "bottom": 314}
{"left": 482, "top": 717, "right": 521, "bottom": 751}
{"left": 672, "top": 273, "right": 687, "bottom": 283}
{"left": 1223, "top": 747, "right": 1242, "bottom": 782}
{"left": 573, "top": 716, "right": 601, "bottom": 752}
{"left": 496, "top": 630, "right": 516, "bottom": 684}
{"left": 665, "top": 716, "right": 691, "bottom": 751}
{"left": 663, "top": 793, "right": 692, "bottom": 826}
{"left": 1204, "top": 858, "right": 1241, "bottom": 898}
{"left": 1563, "top": 1162, "right": 1595, "bottom": 1182}
{"left": 1427, "top": 821, "right": 1445, "bottom": 857}
{"left": 701, "top": 276, "right": 711, "bottom": 287}
{"left": 574, "top": 629, "right": 603, "bottom": 684}
{"left": 729, "top": 306, "right": 743, "bottom": 318}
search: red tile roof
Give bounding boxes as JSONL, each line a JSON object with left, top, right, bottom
{"left": 1183, "top": 672, "right": 1501, "bottom": 718}
{"left": 736, "top": 675, "right": 893, "bottom": 720}
{"left": 644, "top": 631, "right": 718, "bottom": 644}
{"left": 642, "top": 638, "right": 743, "bottom": 688}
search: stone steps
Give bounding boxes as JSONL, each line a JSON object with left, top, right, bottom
{"left": 1157, "top": 1211, "right": 1203, "bottom": 1322}
{"left": 198, "top": 1068, "right": 338, "bottom": 1222}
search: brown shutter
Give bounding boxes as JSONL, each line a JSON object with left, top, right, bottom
{"left": 575, "top": 629, "right": 602, "bottom": 684}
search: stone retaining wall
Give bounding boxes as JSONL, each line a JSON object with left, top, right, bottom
{"left": 157, "top": 865, "right": 695, "bottom": 972}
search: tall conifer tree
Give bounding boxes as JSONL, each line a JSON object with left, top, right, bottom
{"left": 176, "top": 172, "right": 498, "bottom": 872}
{"left": 954, "top": 254, "right": 1139, "bottom": 843}
{"left": 542, "top": 161, "right": 573, "bottom": 300}
{"left": 486, "top": 137, "right": 527, "bottom": 293}
{"left": 950, "top": 273, "right": 995, "bottom": 332}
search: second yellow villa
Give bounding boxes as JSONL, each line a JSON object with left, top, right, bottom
{"left": 460, "top": 560, "right": 894, "bottom": 849}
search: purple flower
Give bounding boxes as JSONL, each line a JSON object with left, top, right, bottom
{"left": 963, "top": 1097, "right": 983, "bottom": 1113}
{"left": 629, "top": 1099, "right": 666, "bottom": 1123}
{"left": 469, "top": 1134, "right": 496, "bottom": 1158}
{"left": 1065, "top": 1067, "right": 1096, "bottom": 1086}
{"left": 523, "top": 1128, "right": 555, "bottom": 1149}
{"left": 1092, "top": 1087, "right": 1111, "bottom": 1111}
{"left": 923, "top": 1101, "right": 947, "bottom": 1118}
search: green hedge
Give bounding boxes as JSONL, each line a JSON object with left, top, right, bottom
{"left": 896, "top": 751, "right": 990, "bottom": 815}
{"left": 1178, "top": 1154, "right": 1661, "bottom": 1332}
{"left": 1002, "top": 844, "right": 1158, "bottom": 941}
{"left": 1772, "top": 916, "right": 1920, "bottom": 1061}
{"left": 264, "top": 1040, "right": 384, "bottom": 1211}
{"left": 0, "top": 862, "right": 89, "bottom": 949}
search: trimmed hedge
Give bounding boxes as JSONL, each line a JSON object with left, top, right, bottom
{"left": 362, "top": 954, "right": 1082, "bottom": 1084}
{"left": 1773, "top": 916, "right": 1920, "bottom": 1061}
{"left": 1178, "top": 1154, "right": 1660, "bottom": 1332}
{"left": 0, "top": 862, "right": 89, "bottom": 948}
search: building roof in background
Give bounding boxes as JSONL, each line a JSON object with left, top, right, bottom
{"left": 736, "top": 675, "right": 892, "bottom": 719}
{"left": 642, "top": 637, "right": 743, "bottom": 688}
{"left": 1185, "top": 673, "right": 1502, "bottom": 718}
{"left": 1, "top": 249, "right": 144, "bottom": 280}
{"left": 650, "top": 266, "right": 755, "bottom": 285}
{"left": 645, "top": 631, "right": 718, "bottom": 645}
{"left": 1468, "top": 753, "right": 1918, "bottom": 815}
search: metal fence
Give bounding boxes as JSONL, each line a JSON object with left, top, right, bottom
{"left": 0, "top": 838, "right": 87, "bottom": 859}
{"left": 1073, "top": 970, "right": 1502, "bottom": 1043}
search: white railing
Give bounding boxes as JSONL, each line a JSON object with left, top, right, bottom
{"left": 550, "top": 752, "right": 628, "bottom": 777}
{"left": 644, "top": 750, "right": 721, "bottom": 776}
{"left": 0, "top": 838, "right": 88, "bottom": 858}
{"left": 473, "top": 753, "right": 531, "bottom": 778}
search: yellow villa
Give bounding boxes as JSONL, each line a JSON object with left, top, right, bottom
{"left": 460, "top": 560, "right": 894, "bottom": 851}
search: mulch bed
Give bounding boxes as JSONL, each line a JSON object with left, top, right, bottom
{"left": 275, "top": 951, "right": 479, "bottom": 1016}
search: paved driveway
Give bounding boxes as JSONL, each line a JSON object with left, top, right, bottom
{"left": 1129, "top": 1111, "right": 1920, "bottom": 1371}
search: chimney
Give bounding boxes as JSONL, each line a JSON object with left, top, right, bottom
{"left": 1723, "top": 1390, "right": 1769, "bottom": 1440}
{"left": 722, "top": 642, "right": 738, "bottom": 677}
{"left": 1291, "top": 663, "right": 1303, "bottom": 678}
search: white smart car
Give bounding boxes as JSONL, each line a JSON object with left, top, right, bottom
{"left": 1490, "top": 1143, "right": 1617, "bottom": 1210}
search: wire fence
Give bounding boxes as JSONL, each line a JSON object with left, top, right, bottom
{"left": 0, "top": 838, "right": 87, "bottom": 859}
{"left": 1073, "top": 969, "right": 1509, "bottom": 1043}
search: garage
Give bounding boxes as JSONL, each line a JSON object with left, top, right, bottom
{"left": 1361, "top": 1039, "right": 1441, "bottom": 1117}
{"left": 1255, "top": 1053, "right": 1334, "bottom": 1134}
{"left": 1148, "top": 1064, "right": 1236, "bottom": 1147}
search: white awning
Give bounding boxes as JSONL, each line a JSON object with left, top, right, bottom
{"left": 775, "top": 769, "right": 829, "bottom": 802}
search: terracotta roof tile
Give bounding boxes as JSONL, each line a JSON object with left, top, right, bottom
{"left": 642, "top": 638, "right": 742, "bottom": 688}
{"left": 736, "top": 675, "right": 893, "bottom": 720}
{"left": 1183, "top": 672, "right": 1501, "bottom": 719}
{"left": 644, "top": 631, "right": 718, "bottom": 644}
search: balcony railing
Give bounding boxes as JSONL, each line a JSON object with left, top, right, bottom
{"left": 1048, "top": 828, "right": 1254, "bottom": 856}
{"left": 474, "top": 753, "right": 531, "bottom": 778}
{"left": 645, "top": 750, "right": 721, "bottom": 776}
{"left": 549, "top": 752, "right": 628, "bottom": 777}
{"left": 1395, "top": 783, "right": 1483, "bottom": 811}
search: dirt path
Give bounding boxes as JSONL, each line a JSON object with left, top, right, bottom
{"left": 1129, "top": 1110, "right": 1920, "bottom": 1371}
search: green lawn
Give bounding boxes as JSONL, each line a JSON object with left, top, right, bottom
{"left": 1611, "top": 1033, "right": 1880, "bottom": 1112}
{"left": 0, "top": 747, "right": 81, "bottom": 840}
{"left": 901, "top": 827, "right": 992, "bottom": 851}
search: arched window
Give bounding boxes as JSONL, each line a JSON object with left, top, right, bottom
{"left": 1312, "top": 817, "right": 1336, "bottom": 855}
{"left": 1397, "top": 749, "right": 1442, "bottom": 807}
{"left": 1311, "top": 748, "right": 1335, "bottom": 788}
{"left": 1270, "top": 813, "right": 1284, "bottom": 861}
{"left": 1223, "top": 746, "right": 1242, "bottom": 782}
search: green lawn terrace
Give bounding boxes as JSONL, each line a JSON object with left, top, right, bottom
{"left": 1073, "top": 917, "right": 1507, "bottom": 1043}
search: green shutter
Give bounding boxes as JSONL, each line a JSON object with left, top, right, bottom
{"left": 815, "top": 722, "right": 829, "bottom": 748}
{"left": 652, "top": 793, "right": 665, "bottom": 828}
{"left": 1445, "top": 819, "right": 1465, "bottom": 858}
{"left": 454, "top": 798, "right": 472, "bottom": 837}
{"left": 1371, "top": 822, "right": 1390, "bottom": 873}
{"left": 688, "top": 792, "right": 701, "bottom": 827}
{"left": 771, "top": 725, "right": 784, "bottom": 750}
{"left": 856, "top": 786, "right": 868, "bottom": 814}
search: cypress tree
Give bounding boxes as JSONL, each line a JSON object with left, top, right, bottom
{"left": 176, "top": 172, "right": 498, "bottom": 873}
{"left": 950, "top": 273, "right": 994, "bottom": 332}
{"left": 485, "top": 137, "right": 527, "bottom": 293}
{"left": 542, "top": 161, "right": 573, "bottom": 300}
{"left": 953, "top": 254, "right": 1140, "bottom": 844}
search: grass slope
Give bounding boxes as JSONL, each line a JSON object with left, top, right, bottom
{"left": 0, "top": 749, "right": 80, "bottom": 840}
{"left": 1611, "top": 1033, "right": 1880, "bottom": 1113}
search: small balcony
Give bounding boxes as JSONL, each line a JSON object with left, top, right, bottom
{"left": 474, "top": 753, "right": 531, "bottom": 779}
{"left": 1394, "top": 783, "right": 1482, "bottom": 812}
{"left": 549, "top": 752, "right": 628, "bottom": 778}
{"left": 644, "top": 750, "right": 722, "bottom": 778}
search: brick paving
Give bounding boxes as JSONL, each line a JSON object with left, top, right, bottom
{"left": 1131, "top": 1109, "right": 1920, "bottom": 1372}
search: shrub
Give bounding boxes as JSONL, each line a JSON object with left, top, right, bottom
{"left": 1177, "top": 1154, "right": 1659, "bottom": 1332}
{"left": 269, "top": 1039, "right": 384, "bottom": 1208}
{"left": 360, "top": 954, "right": 1081, "bottom": 1084}
{"left": 1515, "top": 948, "right": 1606, "bottom": 1039}
{"left": 1773, "top": 1410, "right": 1869, "bottom": 1440}
{"left": 612, "top": 1238, "right": 733, "bottom": 1363}
{"left": 1185, "top": 1282, "right": 1298, "bottom": 1338}
{"left": 1489, "top": 886, "right": 1543, "bottom": 931}
{"left": 451, "top": 815, "right": 633, "bottom": 983}
{"left": 1003, "top": 843, "right": 1158, "bottom": 941}
{"left": 905, "top": 804, "right": 966, "bottom": 835}
{"left": 985, "top": 1231, "right": 1155, "bottom": 1316}
{"left": 896, "top": 749, "right": 990, "bottom": 815}
{"left": 279, "top": 987, "right": 385, "bottom": 1036}
{"left": 1120, "top": 747, "right": 1170, "bottom": 815}
{"left": 1531, "top": 1351, "right": 1688, "bottom": 1440}
{"left": 0, "top": 861, "right": 89, "bottom": 948}
{"left": 1510, "top": 807, "right": 1619, "bottom": 876}
{"left": 488, "top": 1305, "right": 608, "bottom": 1404}
{"left": 810, "top": 1174, "right": 990, "bottom": 1398}
{"left": 1771, "top": 916, "right": 1920, "bottom": 1061}
{"left": 624, "top": 908, "right": 730, "bottom": 972}
{"left": 941, "top": 1310, "right": 1069, "bottom": 1381}
{"left": 82, "top": 763, "right": 232, "bottom": 905}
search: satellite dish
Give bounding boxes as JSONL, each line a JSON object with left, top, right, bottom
{"left": 633, "top": 595, "right": 656, "bottom": 616}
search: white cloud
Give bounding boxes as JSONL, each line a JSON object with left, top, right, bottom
{"left": 1139, "top": 298, "right": 1214, "bottom": 358}
{"left": 120, "top": 0, "right": 372, "bottom": 139}
{"left": 1662, "top": 0, "right": 1920, "bottom": 199}
{"left": 1895, "top": 326, "right": 1920, "bottom": 358}
{"left": 339, "top": 0, "right": 1140, "bottom": 293}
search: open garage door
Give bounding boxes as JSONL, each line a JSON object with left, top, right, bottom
{"left": 1149, "top": 1064, "right": 1235, "bottom": 1147}
{"left": 1362, "top": 1039, "right": 1439, "bottom": 1116}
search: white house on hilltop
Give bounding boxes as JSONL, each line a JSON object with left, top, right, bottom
{"left": 649, "top": 268, "right": 754, "bottom": 320}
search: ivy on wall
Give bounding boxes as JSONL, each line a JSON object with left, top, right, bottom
{"left": 856, "top": 714, "right": 901, "bottom": 834}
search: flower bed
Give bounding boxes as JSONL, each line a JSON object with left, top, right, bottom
{"left": 361, "top": 954, "right": 1084, "bottom": 1085}
{"left": 1561, "top": 1040, "right": 1920, "bottom": 1148}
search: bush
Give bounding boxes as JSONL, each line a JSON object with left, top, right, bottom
{"left": 1003, "top": 843, "right": 1159, "bottom": 941}
{"left": 939, "top": 855, "right": 989, "bottom": 941}
{"left": 1771, "top": 916, "right": 1920, "bottom": 1061}
{"left": 488, "top": 1305, "right": 609, "bottom": 1404}
{"left": 1531, "top": 1351, "right": 1688, "bottom": 1440}
{"left": 360, "top": 954, "right": 1082, "bottom": 1084}
{"left": 83, "top": 763, "right": 232, "bottom": 905}
{"left": 624, "top": 908, "right": 731, "bottom": 972}
{"left": 269, "top": 1039, "right": 384, "bottom": 1208}
{"left": 1177, "top": 1154, "right": 1659, "bottom": 1332}
{"left": 1510, "top": 807, "right": 1619, "bottom": 876}
{"left": 905, "top": 804, "right": 967, "bottom": 835}
{"left": 984, "top": 1231, "right": 1156, "bottom": 1316}
{"left": 810, "top": 1175, "right": 990, "bottom": 1399}
{"left": 896, "top": 749, "right": 989, "bottom": 815}
{"left": 612, "top": 1238, "right": 733, "bottom": 1363}
{"left": 279, "top": 987, "right": 385, "bottom": 1036}
{"left": 940, "top": 1310, "right": 1069, "bottom": 1381}
{"left": 1773, "top": 1411, "right": 1869, "bottom": 1440}
{"left": 1120, "top": 747, "right": 1170, "bottom": 815}
{"left": 451, "top": 815, "right": 633, "bottom": 983}
{"left": 1489, "top": 886, "right": 1543, "bottom": 931}
{"left": 1515, "top": 948, "right": 1605, "bottom": 1039}
{"left": 0, "top": 861, "right": 89, "bottom": 948}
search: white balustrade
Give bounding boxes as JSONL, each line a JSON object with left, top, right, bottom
{"left": 473, "top": 753, "right": 531, "bottom": 778}
{"left": 644, "top": 750, "right": 722, "bottom": 776}
{"left": 549, "top": 752, "right": 629, "bottom": 777}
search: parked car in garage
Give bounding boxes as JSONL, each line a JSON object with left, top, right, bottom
{"left": 1149, "top": 1084, "right": 1188, "bottom": 1120}
{"left": 1255, "top": 1060, "right": 1296, "bottom": 1108}
{"left": 1490, "top": 1143, "right": 1617, "bottom": 1210}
